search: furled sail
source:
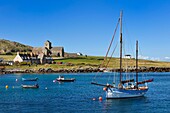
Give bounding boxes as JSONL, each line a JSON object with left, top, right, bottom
{"left": 137, "top": 78, "right": 154, "bottom": 85}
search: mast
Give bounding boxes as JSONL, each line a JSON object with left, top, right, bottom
{"left": 119, "top": 11, "right": 123, "bottom": 83}
{"left": 136, "top": 40, "right": 138, "bottom": 88}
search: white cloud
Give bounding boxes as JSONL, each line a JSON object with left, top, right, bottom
{"left": 129, "top": 55, "right": 170, "bottom": 62}
{"left": 138, "top": 55, "right": 160, "bottom": 61}
{"left": 138, "top": 55, "right": 149, "bottom": 60}
{"left": 164, "top": 57, "right": 170, "bottom": 60}
{"left": 161, "top": 57, "right": 170, "bottom": 62}
{"left": 150, "top": 57, "right": 160, "bottom": 61}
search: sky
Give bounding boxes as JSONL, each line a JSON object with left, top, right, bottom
{"left": 0, "top": 0, "right": 170, "bottom": 61}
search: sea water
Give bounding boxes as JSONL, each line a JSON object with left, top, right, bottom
{"left": 0, "top": 72, "right": 169, "bottom": 113}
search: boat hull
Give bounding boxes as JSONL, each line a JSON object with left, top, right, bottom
{"left": 106, "top": 88, "right": 148, "bottom": 99}
{"left": 22, "top": 78, "right": 38, "bottom": 81}
{"left": 21, "top": 85, "right": 39, "bottom": 89}
{"left": 57, "top": 79, "right": 75, "bottom": 82}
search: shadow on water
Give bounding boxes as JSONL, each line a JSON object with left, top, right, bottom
{"left": 102, "top": 96, "right": 150, "bottom": 113}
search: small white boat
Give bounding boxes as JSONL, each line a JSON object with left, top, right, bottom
{"left": 22, "top": 77, "right": 38, "bottom": 81}
{"left": 56, "top": 76, "right": 75, "bottom": 82}
{"left": 21, "top": 84, "right": 39, "bottom": 88}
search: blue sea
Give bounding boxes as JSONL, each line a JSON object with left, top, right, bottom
{"left": 0, "top": 72, "right": 169, "bottom": 113}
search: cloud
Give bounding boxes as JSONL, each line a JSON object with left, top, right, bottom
{"left": 162, "top": 57, "right": 170, "bottom": 62}
{"left": 138, "top": 55, "right": 160, "bottom": 61}
{"left": 150, "top": 57, "right": 160, "bottom": 61}
{"left": 164, "top": 57, "right": 170, "bottom": 60}
{"left": 131, "top": 55, "right": 170, "bottom": 62}
{"left": 138, "top": 55, "right": 149, "bottom": 60}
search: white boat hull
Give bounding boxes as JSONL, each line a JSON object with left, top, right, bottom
{"left": 106, "top": 88, "right": 148, "bottom": 99}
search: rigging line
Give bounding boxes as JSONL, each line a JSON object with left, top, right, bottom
{"left": 107, "top": 74, "right": 111, "bottom": 84}
{"left": 121, "top": 39, "right": 125, "bottom": 81}
{"left": 93, "top": 18, "right": 120, "bottom": 82}
{"left": 92, "top": 62, "right": 110, "bottom": 82}
{"left": 138, "top": 42, "right": 143, "bottom": 73}
{"left": 123, "top": 39, "right": 129, "bottom": 81}
{"left": 139, "top": 45, "right": 143, "bottom": 59}
{"left": 105, "top": 42, "right": 118, "bottom": 69}
{"left": 139, "top": 43, "right": 148, "bottom": 79}
{"left": 112, "top": 71, "right": 116, "bottom": 87}
{"left": 92, "top": 73, "right": 97, "bottom": 82}
{"left": 106, "top": 43, "right": 118, "bottom": 85}
{"left": 123, "top": 16, "right": 135, "bottom": 58}
{"left": 114, "top": 71, "right": 116, "bottom": 84}
{"left": 100, "top": 18, "right": 120, "bottom": 68}
{"left": 92, "top": 70, "right": 102, "bottom": 82}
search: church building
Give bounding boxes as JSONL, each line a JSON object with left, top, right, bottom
{"left": 32, "top": 40, "right": 64, "bottom": 57}
{"left": 13, "top": 40, "right": 64, "bottom": 64}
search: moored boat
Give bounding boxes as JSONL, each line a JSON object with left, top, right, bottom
{"left": 22, "top": 77, "right": 38, "bottom": 81}
{"left": 92, "top": 11, "right": 153, "bottom": 99}
{"left": 21, "top": 84, "right": 39, "bottom": 88}
{"left": 56, "top": 76, "right": 75, "bottom": 82}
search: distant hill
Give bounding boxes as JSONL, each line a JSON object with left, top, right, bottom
{"left": 0, "top": 39, "right": 33, "bottom": 54}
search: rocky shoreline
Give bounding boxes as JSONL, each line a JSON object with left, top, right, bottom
{"left": 1, "top": 67, "right": 170, "bottom": 74}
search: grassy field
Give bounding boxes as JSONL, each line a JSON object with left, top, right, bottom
{"left": 1, "top": 55, "right": 170, "bottom": 70}
{"left": 54, "top": 56, "right": 170, "bottom": 68}
{"left": 0, "top": 55, "right": 15, "bottom": 61}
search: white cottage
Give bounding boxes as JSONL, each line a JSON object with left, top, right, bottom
{"left": 13, "top": 52, "right": 24, "bottom": 62}
{"left": 124, "top": 54, "right": 132, "bottom": 59}
{"left": 13, "top": 52, "right": 39, "bottom": 63}
{"left": 13, "top": 52, "right": 52, "bottom": 64}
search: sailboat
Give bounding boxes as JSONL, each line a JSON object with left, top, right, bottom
{"left": 92, "top": 11, "right": 153, "bottom": 99}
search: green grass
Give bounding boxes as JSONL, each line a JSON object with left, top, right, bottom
{"left": 0, "top": 55, "right": 15, "bottom": 61}
{"left": 54, "top": 56, "right": 103, "bottom": 66}
{"left": 1, "top": 55, "right": 170, "bottom": 70}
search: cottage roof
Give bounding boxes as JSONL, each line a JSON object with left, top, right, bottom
{"left": 18, "top": 53, "right": 31, "bottom": 60}
{"left": 125, "top": 54, "right": 131, "bottom": 57}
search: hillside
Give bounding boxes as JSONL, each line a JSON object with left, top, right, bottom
{"left": 0, "top": 39, "right": 33, "bottom": 54}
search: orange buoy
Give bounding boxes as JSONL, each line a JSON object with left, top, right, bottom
{"left": 5, "top": 85, "right": 8, "bottom": 89}
{"left": 103, "top": 87, "right": 107, "bottom": 91}
{"left": 99, "top": 97, "right": 102, "bottom": 101}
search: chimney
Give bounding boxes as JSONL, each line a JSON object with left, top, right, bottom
{"left": 17, "top": 52, "right": 20, "bottom": 55}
